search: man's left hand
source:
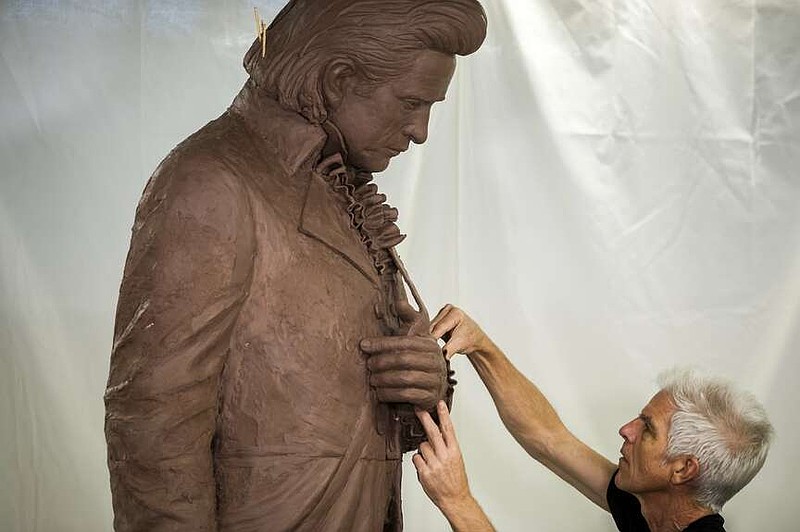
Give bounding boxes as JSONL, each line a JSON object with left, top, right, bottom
{"left": 412, "top": 401, "right": 472, "bottom": 511}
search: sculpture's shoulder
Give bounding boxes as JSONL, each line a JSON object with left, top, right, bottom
{"left": 117, "top": 114, "right": 257, "bottom": 321}
{"left": 133, "top": 113, "right": 257, "bottom": 227}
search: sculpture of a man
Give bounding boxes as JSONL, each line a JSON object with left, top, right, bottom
{"left": 104, "top": 1, "right": 486, "bottom": 530}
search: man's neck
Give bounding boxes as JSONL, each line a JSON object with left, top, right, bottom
{"left": 637, "top": 492, "right": 714, "bottom": 532}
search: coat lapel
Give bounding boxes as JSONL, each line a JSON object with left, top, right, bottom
{"left": 299, "top": 173, "right": 380, "bottom": 288}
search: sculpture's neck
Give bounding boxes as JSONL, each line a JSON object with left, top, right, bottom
{"left": 320, "top": 120, "right": 350, "bottom": 166}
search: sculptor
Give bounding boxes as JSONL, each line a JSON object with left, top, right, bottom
{"left": 104, "top": 1, "right": 486, "bottom": 530}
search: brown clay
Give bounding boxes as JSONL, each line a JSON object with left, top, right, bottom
{"left": 104, "top": 1, "right": 486, "bottom": 530}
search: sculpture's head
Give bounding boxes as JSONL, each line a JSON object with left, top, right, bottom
{"left": 244, "top": 0, "right": 487, "bottom": 172}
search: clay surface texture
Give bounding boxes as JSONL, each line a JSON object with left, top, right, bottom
{"left": 104, "top": 1, "right": 486, "bottom": 530}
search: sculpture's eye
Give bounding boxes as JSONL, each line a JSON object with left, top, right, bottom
{"left": 402, "top": 98, "right": 424, "bottom": 111}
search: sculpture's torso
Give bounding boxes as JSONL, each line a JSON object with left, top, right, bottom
{"left": 105, "top": 86, "right": 405, "bottom": 531}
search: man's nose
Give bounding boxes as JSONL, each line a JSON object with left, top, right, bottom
{"left": 403, "top": 111, "right": 430, "bottom": 144}
{"left": 619, "top": 420, "right": 636, "bottom": 442}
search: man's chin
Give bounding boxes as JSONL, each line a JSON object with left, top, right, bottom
{"left": 614, "top": 470, "right": 628, "bottom": 490}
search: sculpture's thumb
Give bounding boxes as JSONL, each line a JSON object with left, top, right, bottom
{"left": 396, "top": 299, "right": 429, "bottom": 337}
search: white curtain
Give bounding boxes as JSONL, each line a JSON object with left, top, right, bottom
{"left": 1, "top": 1, "right": 798, "bottom": 530}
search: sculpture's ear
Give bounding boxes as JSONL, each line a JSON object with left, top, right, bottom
{"left": 323, "top": 59, "right": 358, "bottom": 111}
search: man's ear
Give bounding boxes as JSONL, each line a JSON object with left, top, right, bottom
{"left": 323, "top": 59, "right": 358, "bottom": 111}
{"left": 670, "top": 455, "right": 700, "bottom": 486}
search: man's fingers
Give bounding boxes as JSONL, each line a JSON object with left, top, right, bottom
{"left": 430, "top": 310, "right": 461, "bottom": 341}
{"left": 429, "top": 304, "right": 454, "bottom": 333}
{"left": 415, "top": 407, "right": 446, "bottom": 453}
{"left": 418, "top": 441, "right": 436, "bottom": 464}
{"left": 441, "top": 338, "right": 468, "bottom": 360}
{"left": 411, "top": 451, "right": 427, "bottom": 473}
{"left": 436, "top": 400, "right": 460, "bottom": 449}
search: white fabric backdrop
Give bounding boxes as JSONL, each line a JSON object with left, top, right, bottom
{"left": 2, "top": 1, "right": 798, "bottom": 530}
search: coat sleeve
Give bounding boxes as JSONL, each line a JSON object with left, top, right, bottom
{"left": 104, "top": 155, "right": 253, "bottom": 531}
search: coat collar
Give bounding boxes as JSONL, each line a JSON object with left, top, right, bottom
{"left": 230, "top": 79, "right": 326, "bottom": 176}
{"left": 230, "top": 80, "right": 379, "bottom": 288}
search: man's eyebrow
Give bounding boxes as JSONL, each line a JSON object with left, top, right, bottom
{"left": 639, "top": 414, "right": 656, "bottom": 433}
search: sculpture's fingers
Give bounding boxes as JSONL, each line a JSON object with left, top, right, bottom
{"left": 375, "top": 387, "right": 437, "bottom": 410}
{"left": 369, "top": 370, "right": 442, "bottom": 389}
{"left": 360, "top": 336, "right": 438, "bottom": 354}
{"left": 366, "top": 351, "right": 443, "bottom": 373}
{"left": 396, "top": 299, "right": 429, "bottom": 336}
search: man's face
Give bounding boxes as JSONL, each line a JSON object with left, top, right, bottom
{"left": 615, "top": 390, "right": 677, "bottom": 495}
{"left": 327, "top": 50, "right": 456, "bottom": 172}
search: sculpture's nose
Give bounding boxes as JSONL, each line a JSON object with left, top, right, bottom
{"left": 403, "top": 109, "right": 431, "bottom": 145}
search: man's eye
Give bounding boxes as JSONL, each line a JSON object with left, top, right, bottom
{"left": 403, "top": 99, "right": 423, "bottom": 110}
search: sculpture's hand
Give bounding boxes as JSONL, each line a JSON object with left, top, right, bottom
{"left": 397, "top": 295, "right": 430, "bottom": 337}
{"left": 361, "top": 300, "right": 448, "bottom": 411}
{"left": 429, "top": 304, "right": 493, "bottom": 360}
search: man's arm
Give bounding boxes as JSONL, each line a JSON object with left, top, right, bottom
{"left": 413, "top": 401, "right": 495, "bottom": 532}
{"left": 430, "top": 305, "right": 616, "bottom": 511}
{"left": 104, "top": 159, "right": 252, "bottom": 530}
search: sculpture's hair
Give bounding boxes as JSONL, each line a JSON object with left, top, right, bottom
{"left": 658, "top": 368, "right": 773, "bottom": 512}
{"left": 243, "top": 0, "right": 487, "bottom": 123}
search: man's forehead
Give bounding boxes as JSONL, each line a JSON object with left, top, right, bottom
{"left": 642, "top": 391, "right": 675, "bottom": 423}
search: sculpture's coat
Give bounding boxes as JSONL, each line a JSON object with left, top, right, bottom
{"left": 105, "top": 84, "right": 413, "bottom": 531}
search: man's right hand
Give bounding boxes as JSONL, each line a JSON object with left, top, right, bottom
{"left": 429, "top": 305, "right": 493, "bottom": 360}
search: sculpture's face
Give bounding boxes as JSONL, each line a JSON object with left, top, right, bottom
{"left": 328, "top": 49, "right": 456, "bottom": 172}
{"left": 615, "top": 390, "right": 676, "bottom": 495}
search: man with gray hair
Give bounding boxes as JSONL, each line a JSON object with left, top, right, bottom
{"left": 397, "top": 305, "right": 773, "bottom": 531}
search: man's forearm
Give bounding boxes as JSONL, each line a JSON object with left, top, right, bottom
{"left": 430, "top": 305, "right": 615, "bottom": 509}
{"left": 466, "top": 340, "right": 616, "bottom": 510}
{"left": 439, "top": 495, "right": 495, "bottom": 532}
{"left": 467, "top": 340, "right": 567, "bottom": 461}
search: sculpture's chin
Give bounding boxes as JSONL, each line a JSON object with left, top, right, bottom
{"left": 350, "top": 151, "right": 393, "bottom": 174}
